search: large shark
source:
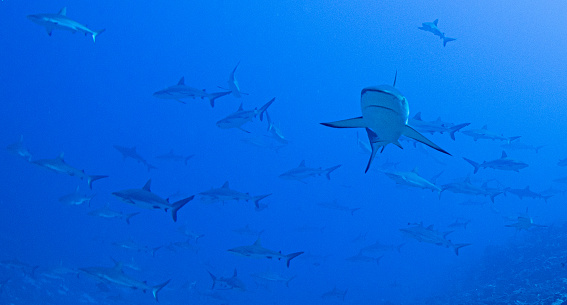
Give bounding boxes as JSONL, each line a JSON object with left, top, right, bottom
{"left": 198, "top": 181, "right": 271, "bottom": 208}
{"left": 153, "top": 77, "right": 231, "bottom": 107}
{"left": 32, "top": 153, "right": 108, "bottom": 189}
{"left": 463, "top": 151, "right": 528, "bottom": 174}
{"left": 227, "top": 238, "right": 304, "bottom": 268}
{"left": 79, "top": 262, "right": 170, "bottom": 302}
{"left": 6, "top": 135, "right": 32, "bottom": 161}
{"left": 408, "top": 112, "right": 470, "bottom": 140}
{"left": 112, "top": 179, "right": 194, "bottom": 222}
{"left": 279, "top": 160, "right": 341, "bottom": 182}
{"left": 207, "top": 269, "right": 246, "bottom": 291}
{"left": 418, "top": 19, "right": 456, "bottom": 47}
{"left": 216, "top": 98, "right": 275, "bottom": 133}
{"left": 321, "top": 75, "right": 450, "bottom": 173}
{"left": 111, "top": 240, "right": 162, "bottom": 257}
{"left": 113, "top": 145, "right": 157, "bottom": 171}
{"left": 219, "top": 62, "right": 248, "bottom": 98}
{"left": 27, "top": 7, "right": 105, "bottom": 42}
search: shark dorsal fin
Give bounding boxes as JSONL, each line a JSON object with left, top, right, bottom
{"left": 413, "top": 112, "right": 422, "bottom": 120}
{"left": 481, "top": 125, "right": 488, "bottom": 130}
{"left": 143, "top": 179, "right": 152, "bottom": 192}
{"left": 501, "top": 151, "right": 507, "bottom": 158}
{"left": 253, "top": 238, "right": 262, "bottom": 246}
{"left": 58, "top": 7, "right": 67, "bottom": 16}
{"left": 299, "top": 160, "right": 306, "bottom": 167}
{"left": 411, "top": 167, "right": 419, "bottom": 174}
{"left": 177, "top": 77, "right": 185, "bottom": 85}
{"left": 393, "top": 70, "right": 398, "bottom": 87}
{"left": 58, "top": 152, "right": 65, "bottom": 160}
{"left": 433, "top": 19, "right": 438, "bottom": 26}
{"left": 222, "top": 181, "right": 229, "bottom": 189}
{"left": 237, "top": 103, "right": 244, "bottom": 111}
{"left": 233, "top": 269, "right": 237, "bottom": 278}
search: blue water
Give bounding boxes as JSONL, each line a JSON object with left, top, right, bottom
{"left": 1, "top": 1, "right": 567, "bottom": 304}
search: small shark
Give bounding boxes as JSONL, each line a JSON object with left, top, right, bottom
{"left": 500, "top": 141, "right": 545, "bottom": 154}
{"left": 279, "top": 160, "right": 341, "bottom": 182}
{"left": 400, "top": 223, "right": 471, "bottom": 255}
{"left": 317, "top": 200, "right": 361, "bottom": 216}
{"left": 111, "top": 240, "right": 162, "bottom": 257}
{"left": 198, "top": 181, "right": 271, "bottom": 208}
{"left": 463, "top": 151, "right": 528, "bottom": 174}
{"left": 112, "top": 179, "right": 194, "bottom": 222}
{"left": 345, "top": 251, "right": 383, "bottom": 265}
{"left": 321, "top": 73, "right": 450, "bottom": 173}
{"left": 250, "top": 271, "right": 296, "bottom": 287}
{"left": 447, "top": 218, "right": 471, "bottom": 230}
{"left": 207, "top": 269, "right": 246, "bottom": 291}
{"left": 408, "top": 112, "right": 470, "bottom": 140}
{"left": 88, "top": 206, "right": 140, "bottom": 224}
{"left": 227, "top": 238, "right": 304, "bottom": 268}
{"left": 177, "top": 226, "right": 205, "bottom": 243}
{"left": 219, "top": 62, "right": 248, "bottom": 98}
{"left": 153, "top": 77, "right": 231, "bottom": 107}
{"left": 441, "top": 177, "right": 503, "bottom": 203}
{"left": 462, "top": 125, "right": 521, "bottom": 143}
{"left": 79, "top": 262, "right": 170, "bottom": 302}
{"left": 507, "top": 186, "right": 553, "bottom": 203}
{"left": 6, "top": 135, "right": 32, "bottom": 161}
{"left": 505, "top": 216, "right": 547, "bottom": 231}
{"left": 216, "top": 98, "right": 275, "bottom": 133}
{"left": 113, "top": 145, "right": 157, "bottom": 171}
{"left": 32, "top": 153, "right": 108, "bottom": 189}
{"left": 382, "top": 168, "right": 442, "bottom": 196}
{"left": 0, "top": 259, "right": 39, "bottom": 277}
{"left": 58, "top": 186, "right": 95, "bottom": 206}
{"left": 265, "top": 111, "right": 289, "bottom": 144}
{"left": 321, "top": 287, "right": 348, "bottom": 301}
{"left": 360, "top": 241, "right": 404, "bottom": 254}
{"left": 27, "top": 7, "right": 105, "bottom": 42}
{"left": 155, "top": 150, "right": 194, "bottom": 165}
{"left": 231, "top": 224, "right": 265, "bottom": 237}
{"left": 418, "top": 19, "right": 456, "bottom": 47}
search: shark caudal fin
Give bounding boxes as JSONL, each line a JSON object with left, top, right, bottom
{"left": 88, "top": 175, "right": 109, "bottom": 189}
{"left": 257, "top": 97, "right": 275, "bottom": 121}
{"left": 443, "top": 37, "right": 456, "bottom": 47}
{"left": 462, "top": 157, "right": 481, "bottom": 174}
{"left": 92, "top": 29, "right": 106, "bottom": 43}
{"left": 125, "top": 212, "right": 140, "bottom": 225}
{"left": 171, "top": 195, "right": 195, "bottom": 222}
{"left": 453, "top": 243, "right": 471, "bottom": 256}
{"left": 152, "top": 279, "right": 170, "bottom": 302}
{"left": 184, "top": 155, "right": 195, "bottom": 166}
{"left": 321, "top": 117, "right": 366, "bottom": 128}
{"left": 207, "top": 91, "right": 232, "bottom": 108}
{"left": 207, "top": 271, "right": 217, "bottom": 289}
{"left": 324, "top": 165, "right": 341, "bottom": 180}
{"left": 252, "top": 194, "right": 271, "bottom": 209}
{"left": 403, "top": 125, "right": 451, "bottom": 156}
{"left": 449, "top": 123, "right": 470, "bottom": 140}
{"left": 285, "top": 252, "right": 304, "bottom": 268}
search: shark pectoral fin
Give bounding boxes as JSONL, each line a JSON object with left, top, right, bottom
{"left": 45, "top": 26, "right": 54, "bottom": 36}
{"left": 321, "top": 117, "right": 366, "bottom": 129}
{"left": 403, "top": 125, "right": 451, "bottom": 156}
{"left": 364, "top": 128, "right": 383, "bottom": 173}
{"left": 238, "top": 127, "right": 251, "bottom": 133}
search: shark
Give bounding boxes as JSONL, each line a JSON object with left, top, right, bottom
{"left": 153, "top": 77, "right": 231, "bottom": 107}
{"left": 27, "top": 7, "right": 105, "bottom": 42}
{"left": 463, "top": 151, "right": 528, "bottom": 174}
{"left": 317, "top": 200, "right": 361, "bottom": 216}
{"left": 177, "top": 226, "right": 205, "bottom": 243}
{"left": 447, "top": 219, "right": 471, "bottom": 230}
{"left": 32, "top": 153, "right": 108, "bottom": 189}
{"left": 381, "top": 168, "right": 443, "bottom": 196}
{"left": 360, "top": 241, "right": 405, "bottom": 254}
{"left": 500, "top": 141, "right": 545, "bottom": 153}
{"left": 231, "top": 224, "right": 265, "bottom": 237}
{"left": 400, "top": 223, "right": 471, "bottom": 255}
{"left": 418, "top": 19, "right": 456, "bottom": 47}
{"left": 320, "top": 74, "right": 450, "bottom": 173}
{"left": 198, "top": 181, "right": 271, "bottom": 208}
{"left": 505, "top": 216, "right": 547, "bottom": 231}
{"left": 88, "top": 206, "right": 140, "bottom": 224}
{"left": 345, "top": 252, "right": 383, "bottom": 265}
{"left": 265, "top": 111, "right": 289, "bottom": 144}
{"left": 79, "top": 262, "right": 170, "bottom": 302}
{"left": 112, "top": 179, "right": 194, "bottom": 222}
{"left": 408, "top": 112, "right": 470, "bottom": 140}
{"left": 111, "top": 240, "right": 162, "bottom": 257}
{"left": 462, "top": 125, "right": 521, "bottom": 143}
{"left": 58, "top": 186, "right": 95, "bottom": 206}
{"left": 219, "top": 62, "right": 248, "bottom": 98}
{"left": 216, "top": 98, "right": 275, "bottom": 133}
{"left": 207, "top": 269, "right": 246, "bottom": 291}
{"left": 321, "top": 287, "right": 348, "bottom": 301}
{"left": 507, "top": 186, "right": 553, "bottom": 203}
{"left": 113, "top": 145, "right": 157, "bottom": 171}
{"left": 155, "top": 150, "right": 194, "bottom": 165}
{"left": 6, "top": 135, "right": 32, "bottom": 161}
{"left": 279, "top": 160, "right": 341, "bottom": 182}
{"left": 250, "top": 271, "right": 296, "bottom": 287}
{"left": 441, "top": 177, "right": 503, "bottom": 203}
{"left": 227, "top": 238, "right": 304, "bottom": 268}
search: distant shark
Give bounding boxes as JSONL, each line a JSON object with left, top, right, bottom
{"left": 32, "top": 153, "right": 108, "bottom": 189}
{"left": 463, "top": 151, "right": 528, "bottom": 174}
{"left": 198, "top": 181, "right": 271, "bottom": 208}
{"left": 381, "top": 167, "right": 443, "bottom": 196}
{"left": 216, "top": 98, "right": 275, "bottom": 133}
{"left": 219, "top": 62, "right": 248, "bottom": 98}
{"left": 227, "top": 238, "right": 303, "bottom": 268}
{"left": 461, "top": 125, "right": 521, "bottom": 143}
{"left": 6, "top": 135, "right": 32, "bottom": 161}
{"left": 27, "top": 7, "right": 105, "bottom": 42}
{"left": 153, "top": 77, "right": 231, "bottom": 107}
{"left": 58, "top": 186, "right": 95, "bottom": 206}
{"left": 155, "top": 149, "right": 194, "bottom": 166}
{"left": 408, "top": 112, "right": 470, "bottom": 140}
{"left": 279, "top": 160, "right": 341, "bottom": 182}
{"left": 321, "top": 74, "right": 450, "bottom": 172}
{"left": 113, "top": 145, "right": 157, "bottom": 172}
{"left": 207, "top": 269, "right": 246, "bottom": 291}
{"left": 418, "top": 19, "right": 456, "bottom": 47}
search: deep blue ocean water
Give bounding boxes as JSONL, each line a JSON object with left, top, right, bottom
{"left": 1, "top": 1, "right": 567, "bottom": 304}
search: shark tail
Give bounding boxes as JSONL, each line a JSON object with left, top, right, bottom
{"left": 449, "top": 123, "right": 470, "bottom": 140}
{"left": 207, "top": 271, "right": 217, "bottom": 289}
{"left": 252, "top": 194, "right": 271, "bottom": 209}
{"left": 285, "top": 276, "right": 297, "bottom": 288}
{"left": 184, "top": 155, "right": 195, "bottom": 166}
{"left": 350, "top": 208, "right": 361, "bottom": 216}
{"left": 88, "top": 175, "right": 109, "bottom": 189}
{"left": 171, "top": 195, "right": 195, "bottom": 222}
{"left": 152, "top": 279, "right": 170, "bottom": 302}
{"left": 443, "top": 36, "right": 456, "bottom": 47}
{"left": 325, "top": 165, "right": 342, "bottom": 180}
{"left": 92, "top": 29, "right": 106, "bottom": 43}
{"left": 453, "top": 243, "right": 472, "bottom": 256}
{"left": 125, "top": 212, "right": 140, "bottom": 225}
{"left": 207, "top": 91, "right": 232, "bottom": 108}
{"left": 258, "top": 97, "right": 275, "bottom": 121}
{"left": 285, "top": 252, "right": 304, "bottom": 268}
{"left": 462, "top": 157, "right": 480, "bottom": 174}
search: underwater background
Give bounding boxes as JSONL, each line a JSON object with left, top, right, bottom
{"left": 1, "top": 0, "right": 567, "bottom": 304}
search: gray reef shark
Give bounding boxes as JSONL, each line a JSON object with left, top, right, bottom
{"left": 507, "top": 186, "right": 553, "bottom": 203}
{"left": 321, "top": 287, "right": 348, "bottom": 301}
{"left": 400, "top": 223, "right": 471, "bottom": 255}
{"left": 441, "top": 177, "right": 503, "bottom": 203}
{"left": 418, "top": 19, "right": 456, "bottom": 47}
{"left": 500, "top": 141, "right": 545, "bottom": 154}
{"left": 6, "top": 135, "right": 32, "bottom": 161}
{"left": 32, "top": 153, "right": 108, "bottom": 189}
{"left": 219, "top": 62, "right": 248, "bottom": 98}
{"left": 227, "top": 238, "right": 303, "bottom": 268}
{"left": 112, "top": 179, "right": 194, "bottom": 222}
{"left": 216, "top": 98, "right": 275, "bottom": 133}
{"left": 153, "top": 76, "right": 231, "bottom": 107}
{"left": 207, "top": 269, "right": 246, "bottom": 291}
{"left": 198, "top": 181, "right": 271, "bottom": 208}
{"left": 279, "top": 160, "right": 341, "bottom": 182}
{"left": 111, "top": 240, "right": 162, "bottom": 257}
{"left": 345, "top": 251, "right": 383, "bottom": 265}
{"left": 88, "top": 206, "right": 140, "bottom": 224}
{"left": 381, "top": 167, "right": 443, "bottom": 196}
{"left": 113, "top": 145, "right": 157, "bottom": 171}
{"left": 317, "top": 200, "right": 361, "bottom": 215}
{"left": 462, "top": 125, "right": 521, "bottom": 143}
{"left": 79, "top": 262, "right": 170, "bottom": 302}
{"left": 463, "top": 151, "right": 528, "bottom": 174}
{"left": 265, "top": 111, "right": 289, "bottom": 144}
{"left": 505, "top": 216, "right": 547, "bottom": 231}
{"left": 27, "top": 7, "right": 105, "bottom": 42}
{"left": 58, "top": 186, "right": 95, "bottom": 206}
{"left": 250, "top": 271, "right": 296, "bottom": 287}
{"left": 155, "top": 149, "right": 194, "bottom": 165}
{"left": 321, "top": 73, "right": 450, "bottom": 173}
{"left": 408, "top": 112, "right": 470, "bottom": 140}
